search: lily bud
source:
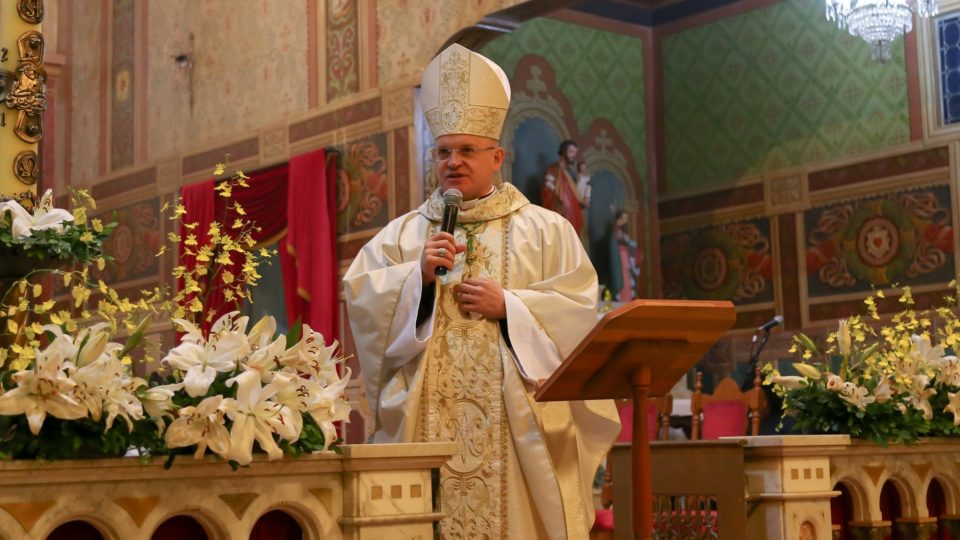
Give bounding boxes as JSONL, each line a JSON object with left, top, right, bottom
{"left": 838, "top": 319, "right": 851, "bottom": 357}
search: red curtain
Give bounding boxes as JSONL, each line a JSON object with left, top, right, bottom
{"left": 281, "top": 148, "right": 338, "bottom": 344}
{"left": 179, "top": 154, "right": 336, "bottom": 340}
{"left": 178, "top": 179, "right": 215, "bottom": 330}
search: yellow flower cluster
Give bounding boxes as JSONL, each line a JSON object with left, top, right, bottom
{"left": 162, "top": 162, "right": 274, "bottom": 324}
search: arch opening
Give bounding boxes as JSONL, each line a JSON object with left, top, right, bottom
{"left": 47, "top": 520, "right": 106, "bottom": 540}
{"left": 249, "top": 509, "right": 304, "bottom": 540}
{"left": 831, "top": 482, "right": 855, "bottom": 540}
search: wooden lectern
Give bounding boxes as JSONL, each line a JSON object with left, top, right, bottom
{"left": 534, "top": 299, "right": 736, "bottom": 540}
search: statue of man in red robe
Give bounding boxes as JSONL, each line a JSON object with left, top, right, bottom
{"left": 541, "top": 140, "right": 586, "bottom": 238}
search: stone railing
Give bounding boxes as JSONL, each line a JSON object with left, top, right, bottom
{"left": 0, "top": 442, "right": 455, "bottom": 540}
{"left": 608, "top": 435, "right": 960, "bottom": 539}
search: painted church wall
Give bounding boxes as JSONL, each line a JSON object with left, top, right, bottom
{"left": 54, "top": 0, "right": 524, "bottom": 444}
{"left": 481, "top": 18, "right": 651, "bottom": 296}
{"left": 655, "top": 1, "right": 957, "bottom": 390}
{"left": 661, "top": 0, "right": 911, "bottom": 195}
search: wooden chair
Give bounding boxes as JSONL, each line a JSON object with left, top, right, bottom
{"left": 592, "top": 396, "right": 673, "bottom": 540}
{"left": 690, "top": 369, "right": 764, "bottom": 440}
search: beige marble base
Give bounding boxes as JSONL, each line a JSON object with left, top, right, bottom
{"left": 0, "top": 442, "right": 455, "bottom": 540}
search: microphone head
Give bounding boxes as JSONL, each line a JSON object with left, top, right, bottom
{"left": 773, "top": 315, "right": 784, "bottom": 326}
{"left": 442, "top": 188, "right": 463, "bottom": 207}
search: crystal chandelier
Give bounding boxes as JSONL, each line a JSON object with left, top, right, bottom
{"left": 826, "top": 0, "right": 939, "bottom": 62}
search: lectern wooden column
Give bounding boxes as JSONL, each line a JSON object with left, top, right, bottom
{"left": 534, "top": 300, "right": 736, "bottom": 540}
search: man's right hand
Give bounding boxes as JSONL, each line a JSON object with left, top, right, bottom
{"left": 420, "top": 232, "right": 466, "bottom": 284}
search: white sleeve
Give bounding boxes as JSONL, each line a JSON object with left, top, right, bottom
{"left": 383, "top": 268, "right": 436, "bottom": 368}
{"left": 503, "top": 290, "right": 563, "bottom": 383}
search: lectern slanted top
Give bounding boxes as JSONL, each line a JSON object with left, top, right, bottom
{"left": 535, "top": 299, "right": 737, "bottom": 402}
{"left": 534, "top": 299, "right": 736, "bottom": 540}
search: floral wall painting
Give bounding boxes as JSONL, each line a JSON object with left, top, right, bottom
{"left": 661, "top": 219, "right": 774, "bottom": 305}
{"left": 96, "top": 197, "right": 162, "bottom": 285}
{"left": 326, "top": 0, "right": 360, "bottom": 102}
{"left": 334, "top": 134, "right": 390, "bottom": 236}
{"left": 804, "top": 185, "right": 954, "bottom": 298}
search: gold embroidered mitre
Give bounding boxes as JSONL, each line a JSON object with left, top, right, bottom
{"left": 420, "top": 44, "right": 511, "bottom": 140}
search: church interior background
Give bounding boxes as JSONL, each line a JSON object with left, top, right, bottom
{"left": 10, "top": 0, "right": 960, "bottom": 537}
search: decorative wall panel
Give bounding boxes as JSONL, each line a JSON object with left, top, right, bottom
{"left": 334, "top": 133, "right": 390, "bottom": 237}
{"left": 326, "top": 0, "right": 360, "bottom": 101}
{"left": 803, "top": 185, "right": 954, "bottom": 298}
{"left": 96, "top": 197, "right": 162, "bottom": 285}
{"left": 110, "top": 0, "right": 136, "bottom": 171}
{"left": 70, "top": 0, "right": 103, "bottom": 183}
{"left": 661, "top": 218, "right": 774, "bottom": 331}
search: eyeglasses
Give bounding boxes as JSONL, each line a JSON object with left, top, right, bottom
{"left": 431, "top": 146, "right": 497, "bottom": 163}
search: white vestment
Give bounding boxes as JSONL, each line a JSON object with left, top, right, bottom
{"left": 344, "top": 183, "right": 620, "bottom": 539}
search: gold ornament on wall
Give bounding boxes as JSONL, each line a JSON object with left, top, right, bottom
{"left": 13, "top": 150, "right": 39, "bottom": 185}
{"left": 5, "top": 31, "right": 46, "bottom": 144}
{"left": 17, "top": 0, "right": 44, "bottom": 24}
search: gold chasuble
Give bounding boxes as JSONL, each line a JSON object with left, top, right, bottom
{"left": 344, "top": 183, "right": 620, "bottom": 539}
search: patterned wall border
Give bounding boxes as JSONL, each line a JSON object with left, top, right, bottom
{"left": 661, "top": 141, "right": 958, "bottom": 336}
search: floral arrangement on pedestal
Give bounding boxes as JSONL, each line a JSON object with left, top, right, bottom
{"left": 766, "top": 284, "right": 960, "bottom": 444}
{"left": 0, "top": 188, "right": 115, "bottom": 263}
{"left": 0, "top": 163, "right": 351, "bottom": 466}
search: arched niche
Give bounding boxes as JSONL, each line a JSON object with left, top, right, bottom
{"left": 151, "top": 512, "right": 224, "bottom": 540}
{"left": 46, "top": 519, "right": 109, "bottom": 540}
{"left": 249, "top": 509, "right": 304, "bottom": 540}
{"left": 831, "top": 478, "right": 871, "bottom": 524}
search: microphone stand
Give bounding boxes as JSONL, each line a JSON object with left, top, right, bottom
{"left": 741, "top": 326, "right": 773, "bottom": 392}
{"left": 743, "top": 324, "right": 787, "bottom": 434}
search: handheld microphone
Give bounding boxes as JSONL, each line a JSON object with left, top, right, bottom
{"left": 436, "top": 188, "right": 463, "bottom": 276}
{"left": 757, "top": 315, "right": 784, "bottom": 333}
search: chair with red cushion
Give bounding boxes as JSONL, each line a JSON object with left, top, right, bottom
{"left": 690, "top": 370, "right": 764, "bottom": 440}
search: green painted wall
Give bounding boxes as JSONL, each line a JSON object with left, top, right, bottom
{"left": 662, "top": 0, "right": 910, "bottom": 194}
{"left": 482, "top": 18, "right": 647, "bottom": 185}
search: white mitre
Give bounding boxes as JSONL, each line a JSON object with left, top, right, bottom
{"left": 420, "top": 43, "right": 511, "bottom": 141}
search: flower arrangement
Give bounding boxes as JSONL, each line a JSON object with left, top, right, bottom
{"left": 0, "top": 188, "right": 115, "bottom": 263}
{"left": 0, "top": 162, "right": 351, "bottom": 466}
{"left": 766, "top": 284, "right": 960, "bottom": 444}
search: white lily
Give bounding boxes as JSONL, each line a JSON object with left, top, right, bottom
{"left": 164, "top": 396, "right": 231, "bottom": 460}
{"left": 163, "top": 317, "right": 251, "bottom": 397}
{"left": 872, "top": 380, "right": 893, "bottom": 403}
{"left": 826, "top": 374, "right": 844, "bottom": 391}
{"left": 69, "top": 352, "right": 145, "bottom": 431}
{"left": 247, "top": 315, "right": 277, "bottom": 349}
{"left": 909, "top": 334, "right": 945, "bottom": 374}
{"left": 0, "top": 335, "right": 87, "bottom": 434}
{"left": 906, "top": 387, "right": 937, "bottom": 421}
{"left": 243, "top": 335, "right": 288, "bottom": 382}
{"left": 280, "top": 324, "right": 340, "bottom": 380}
{"left": 101, "top": 372, "right": 146, "bottom": 432}
{"left": 42, "top": 322, "right": 118, "bottom": 367}
{"left": 142, "top": 382, "right": 184, "bottom": 419}
{"left": 940, "top": 356, "right": 960, "bottom": 386}
{"left": 792, "top": 362, "right": 822, "bottom": 380}
{"left": 771, "top": 375, "right": 807, "bottom": 390}
{"left": 838, "top": 384, "right": 875, "bottom": 410}
{"left": 945, "top": 391, "right": 960, "bottom": 426}
{"left": 223, "top": 370, "right": 301, "bottom": 465}
{"left": 837, "top": 319, "right": 851, "bottom": 357}
{"left": 0, "top": 189, "right": 74, "bottom": 240}
{"left": 273, "top": 368, "right": 352, "bottom": 451}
